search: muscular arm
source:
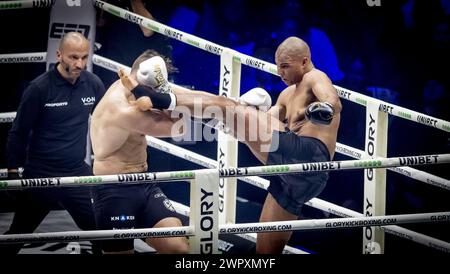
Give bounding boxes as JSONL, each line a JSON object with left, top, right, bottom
{"left": 308, "top": 71, "right": 342, "bottom": 114}
{"left": 118, "top": 69, "right": 218, "bottom": 111}
{"left": 171, "top": 83, "right": 218, "bottom": 98}
{"left": 267, "top": 87, "right": 291, "bottom": 122}
{"left": 117, "top": 103, "right": 184, "bottom": 138}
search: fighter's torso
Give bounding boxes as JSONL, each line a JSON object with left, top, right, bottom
{"left": 91, "top": 81, "right": 148, "bottom": 175}
{"left": 284, "top": 82, "right": 315, "bottom": 133}
{"left": 281, "top": 71, "right": 340, "bottom": 158}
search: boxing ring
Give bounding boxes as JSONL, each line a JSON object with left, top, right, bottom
{"left": 0, "top": 0, "right": 450, "bottom": 254}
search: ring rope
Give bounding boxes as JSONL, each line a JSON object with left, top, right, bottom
{"left": 1, "top": 112, "right": 447, "bottom": 192}
{"left": 1, "top": 50, "right": 448, "bottom": 133}
{"left": 146, "top": 136, "right": 270, "bottom": 190}
{"left": 0, "top": 108, "right": 448, "bottom": 190}
{"left": 0, "top": 226, "right": 193, "bottom": 244}
{"left": 1, "top": 211, "right": 448, "bottom": 246}
{"left": 0, "top": 52, "right": 46, "bottom": 63}
{"left": 334, "top": 85, "right": 450, "bottom": 132}
{"left": 0, "top": 52, "right": 46, "bottom": 64}
{"left": 92, "top": 54, "right": 131, "bottom": 74}
{"left": 1, "top": 112, "right": 446, "bottom": 251}
{"left": 1, "top": 135, "right": 444, "bottom": 252}
{"left": 1, "top": 154, "right": 448, "bottom": 190}
{"left": 1, "top": 58, "right": 449, "bottom": 251}
{"left": 0, "top": 0, "right": 54, "bottom": 10}
{"left": 93, "top": 0, "right": 450, "bottom": 133}
{"left": 306, "top": 198, "right": 450, "bottom": 253}
{"left": 170, "top": 200, "right": 307, "bottom": 254}
{"left": 4, "top": 55, "right": 448, "bottom": 191}
{"left": 0, "top": 113, "right": 16, "bottom": 123}
{"left": 150, "top": 136, "right": 450, "bottom": 252}
{"left": 0, "top": 11, "right": 446, "bottom": 250}
{"left": 335, "top": 143, "right": 450, "bottom": 190}
{"left": 92, "top": 1, "right": 279, "bottom": 74}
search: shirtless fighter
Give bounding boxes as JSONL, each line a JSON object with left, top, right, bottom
{"left": 120, "top": 36, "right": 342, "bottom": 254}
{"left": 90, "top": 50, "right": 188, "bottom": 254}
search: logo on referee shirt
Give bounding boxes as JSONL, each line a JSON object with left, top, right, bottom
{"left": 81, "top": 96, "right": 95, "bottom": 106}
{"left": 45, "top": 101, "right": 68, "bottom": 107}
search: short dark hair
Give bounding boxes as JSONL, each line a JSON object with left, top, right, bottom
{"left": 131, "top": 49, "right": 178, "bottom": 75}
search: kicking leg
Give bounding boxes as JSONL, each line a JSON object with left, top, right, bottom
{"left": 173, "top": 87, "right": 285, "bottom": 163}
{"left": 256, "top": 193, "right": 297, "bottom": 254}
{"left": 145, "top": 217, "right": 189, "bottom": 254}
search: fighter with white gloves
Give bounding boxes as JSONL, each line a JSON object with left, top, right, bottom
{"left": 120, "top": 56, "right": 273, "bottom": 114}
{"left": 136, "top": 56, "right": 172, "bottom": 94}
{"left": 120, "top": 56, "right": 177, "bottom": 111}
{"left": 201, "top": 87, "right": 272, "bottom": 132}
{"left": 120, "top": 55, "right": 335, "bottom": 127}
{"left": 238, "top": 87, "right": 272, "bottom": 112}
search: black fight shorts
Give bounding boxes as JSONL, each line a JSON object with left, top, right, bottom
{"left": 92, "top": 183, "right": 178, "bottom": 252}
{"left": 267, "top": 131, "right": 330, "bottom": 216}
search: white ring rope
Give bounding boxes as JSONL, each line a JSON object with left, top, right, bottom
{"left": 0, "top": 154, "right": 448, "bottom": 190}
{"left": 0, "top": 52, "right": 46, "bottom": 64}
{"left": 334, "top": 86, "right": 450, "bottom": 132}
{"left": 170, "top": 200, "right": 307, "bottom": 254}
{"left": 306, "top": 198, "right": 450, "bottom": 253}
{"left": 3, "top": 55, "right": 448, "bottom": 191}
{"left": 2, "top": 110, "right": 448, "bottom": 192}
{"left": 146, "top": 136, "right": 270, "bottom": 190}
{"left": 1, "top": 60, "right": 448, "bottom": 252}
{"left": 0, "top": 0, "right": 54, "bottom": 10}
{"left": 0, "top": 226, "right": 193, "bottom": 244}
{"left": 0, "top": 211, "right": 448, "bottom": 245}
{"left": 1, "top": 6, "right": 448, "bottom": 252}
{"left": 1, "top": 50, "right": 449, "bottom": 134}
{"left": 92, "top": 1, "right": 278, "bottom": 73}
{"left": 0, "top": 112, "right": 16, "bottom": 123}
{"left": 0, "top": 61, "right": 445, "bottom": 251}
{"left": 92, "top": 54, "right": 131, "bottom": 74}
{"left": 146, "top": 137, "right": 450, "bottom": 252}
{"left": 335, "top": 143, "right": 450, "bottom": 190}
{"left": 92, "top": 0, "right": 450, "bottom": 133}
{"left": 149, "top": 137, "right": 450, "bottom": 252}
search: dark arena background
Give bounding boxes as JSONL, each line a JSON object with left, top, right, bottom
{"left": 0, "top": 0, "right": 449, "bottom": 257}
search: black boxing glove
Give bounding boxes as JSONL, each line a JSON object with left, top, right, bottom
{"left": 305, "top": 102, "right": 334, "bottom": 125}
{"left": 130, "top": 84, "right": 177, "bottom": 110}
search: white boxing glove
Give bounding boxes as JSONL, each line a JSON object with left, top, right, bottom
{"left": 136, "top": 56, "right": 172, "bottom": 94}
{"left": 239, "top": 87, "right": 272, "bottom": 111}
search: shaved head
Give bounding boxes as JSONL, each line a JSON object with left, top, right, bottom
{"left": 59, "top": 32, "right": 89, "bottom": 51}
{"left": 276, "top": 36, "right": 311, "bottom": 61}
{"left": 275, "top": 37, "right": 314, "bottom": 85}
{"left": 56, "top": 32, "right": 90, "bottom": 83}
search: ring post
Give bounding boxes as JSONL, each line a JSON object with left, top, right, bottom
{"left": 217, "top": 48, "right": 241, "bottom": 225}
{"left": 363, "top": 101, "right": 388, "bottom": 253}
{"left": 189, "top": 169, "right": 219, "bottom": 254}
